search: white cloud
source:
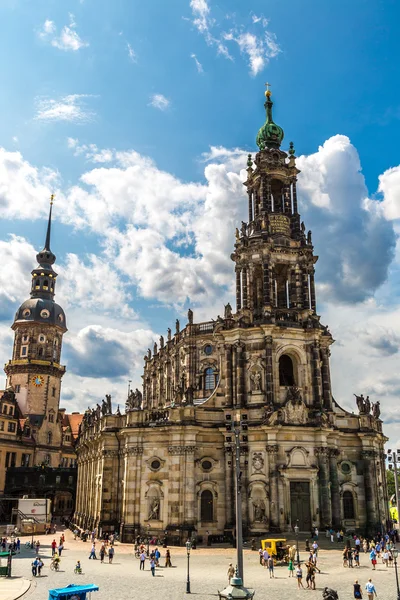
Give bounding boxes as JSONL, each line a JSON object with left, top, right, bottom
{"left": 35, "top": 95, "right": 96, "bottom": 123}
{"left": 191, "top": 53, "right": 204, "bottom": 73}
{"left": 149, "top": 94, "right": 170, "bottom": 111}
{"left": 223, "top": 29, "right": 280, "bottom": 76}
{"left": 38, "top": 15, "right": 88, "bottom": 51}
{"left": 127, "top": 42, "right": 137, "bottom": 63}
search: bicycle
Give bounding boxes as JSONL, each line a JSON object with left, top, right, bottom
{"left": 50, "top": 560, "right": 60, "bottom": 571}
{"left": 74, "top": 566, "right": 83, "bottom": 574}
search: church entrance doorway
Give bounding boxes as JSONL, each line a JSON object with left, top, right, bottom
{"left": 290, "top": 481, "right": 311, "bottom": 531}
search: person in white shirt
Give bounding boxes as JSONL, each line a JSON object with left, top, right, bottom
{"left": 262, "top": 549, "right": 269, "bottom": 566}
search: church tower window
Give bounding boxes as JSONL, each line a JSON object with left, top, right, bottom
{"left": 47, "top": 432, "right": 52, "bottom": 445}
{"left": 279, "top": 355, "right": 295, "bottom": 386}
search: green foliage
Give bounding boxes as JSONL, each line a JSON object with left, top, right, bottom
{"left": 387, "top": 469, "right": 396, "bottom": 498}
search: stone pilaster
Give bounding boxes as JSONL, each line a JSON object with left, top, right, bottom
{"left": 311, "top": 343, "right": 322, "bottom": 407}
{"left": 328, "top": 449, "right": 340, "bottom": 528}
{"left": 225, "top": 345, "right": 233, "bottom": 407}
{"left": 236, "top": 269, "right": 242, "bottom": 311}
{"left": 315, "top": 447, "right": 332, "bottom": 527}
{"left": 242, "top": 269, "right": 248, "bottom": 308}
{"left": 266, "top": 444, "right": 279, "bottom": 529}
{"left": 321, "top": 348, "right": 332, "bottom": 410}
{"left": 361, "top": 449, "right": 378, "bottom": 533}
{"left": 265, "top": 336, "right": 274, "bottom": 407}
{"left": 263, "top": 262, "right": 270, "bottom": 306}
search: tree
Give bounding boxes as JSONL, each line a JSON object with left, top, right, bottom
{"left": 387, "top": 469, "right": 396, "bottom": 499}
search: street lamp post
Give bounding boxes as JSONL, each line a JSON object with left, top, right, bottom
{"left": 186, "top": 539, "right": 191, "bottom": 594}
{"left": 294, "top": 522, "right": 300, "bottom": 565}
{"left": 393, "top": 549, "right": 400, "bottom": 600}
{"left": 387, "top": 450, "right": 400, "bottom": 529}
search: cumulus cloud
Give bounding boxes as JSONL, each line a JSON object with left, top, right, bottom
{"left": 0, "top": 236, "right": 33, "bottom": 320}
{"left": 38, "top": 14, "right": 88, "bottom": 51}
{"left": 223, "top": 29, "right": 280, "bottom": 76}
{"left": 149, "top": 94, "right": 170, "bottom": 111}
{"left": 296, "top": 135, "right": 396, "bottom": 303}
{"left": 63, "top": 325, "right": 155, "bottom": 378}
{"left": 35, "top": 94, "right": 96, "bottom": 123}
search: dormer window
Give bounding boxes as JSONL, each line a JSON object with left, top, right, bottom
{"left": 40, "top": 309, "right": 50, "bottom": 319}
{"left": 22, "top": 309, "right": 31, "bottom": 318}
{"left": 38, "top": 335, "right": 46, "bottom": 343}
{"left": 22, "top": 335, "right": 29, "bottom": 343}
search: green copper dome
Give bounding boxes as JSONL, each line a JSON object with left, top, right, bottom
{"left": 256, "top": 91, "right": 284, "bottom": 150}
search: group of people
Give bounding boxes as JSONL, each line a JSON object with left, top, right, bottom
{"left": 1, "top": 536, "right": 20, "bottom": 553}
{"left": 138, "top": 545, "right": 172, "bottom": 574}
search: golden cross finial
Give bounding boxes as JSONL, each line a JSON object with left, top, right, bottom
{"left": 50, "top": 193, "right": 55, "bottom": 205}
{"left": 265, "top": 82, "right": 272, "bottom": 98}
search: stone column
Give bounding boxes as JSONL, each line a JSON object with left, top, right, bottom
{"left": 310, "top": 270, "right": 316, "bottom": 312}
{"left": 329, "top": 449, "right": 340, "bottom": 528}
{"left": 315, "top": 447, "right": 332, "bottom": 528}
{"left": 242, "top": 269, "right": 248, "bottom": 308}
{"left": 362, "top": 449, "right": 378, "bottom": 534}
{"left": 302, "top": 270, "right": 310, "bottom": 308}
{"left": 321, "top": 348, "right": 332, "bottom": 410}
{"left": 283, "top": 184, "right": 291, "bottom": 214}
{"left": 266, "top": 445, "right": 279, "bottom": 530}
{"left": 224, "top": 447, "right": 234, "bottom": 527}
{"left": 232, "top": 346, "right": 237, "bottom": 408}
{"left": 263, "top": 262, "right": 271, "bottom": 306}
{"left": 248, "top": 191, "right": 253, "bottom": 222}
{"left": 225, "top": 345, "right": 233, "bottom": 407}
{"left": 265, "top": 336, "right": 274, "bottom": 407}
{"left": 263, "top": 176, "right": 272, "bottom": 212}
{"left": 236, "top": 344, "right": 244, "bottom": 408}
{"left": 292, "top": 180, "right": 298, "bottom": 214}
{"left": 311, "top": 343, "right": 322, "bottom": 408}
{"left": 184, "top": 447, "right": 196, "bottom": 528}
{"left": 236, "top": 269, "right": 242, "bottom": 311}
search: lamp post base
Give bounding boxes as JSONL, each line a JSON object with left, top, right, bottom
{"left": 186, "top": 581, "right": 191, "bottom": 594}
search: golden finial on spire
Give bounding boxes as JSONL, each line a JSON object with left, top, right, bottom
{"left": 265, "top": 82, "right": 272, "bottom": 98}
{"left": 50, "top": 193, "right": 55, "bottom": 205}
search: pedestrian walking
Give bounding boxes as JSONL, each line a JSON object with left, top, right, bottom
{"left": 314, "top": 527, "right": 319, "bottom": 540}
{"left": 37, "top": 558, "right": 43, "bottom": 576}
{"left": 382, "top": 549, "right": 389, "bottom": 567}
{"left": 165, "top": 549, "right": 172, "bottom": 567}
{"left": 227, "top": 563, "right": 235, "bottom": 583}
{"left": 267, "top": 556, "right": 274, "bottom": 578}
{"left": 51, "top": 539, "right": 57, "bottom": 556}
{"left": 262, "top": 548, "right": 269, "bottom": 566}
{"left": 288, "top": 557, "right": 295, "bottom": 577}
{"left": 31, "top": 558, "right": 38, "bottom": 577}
{"left": 108, "top": 546, "right": 115, "bottom": 564}
{"left": 258, "top": 547, "right": 263, "bottom": 565}
{"left": 150, "top": 558, "right": 156, "bottom": 576}
{"left": 58, "top": 543, "right": 64, "bottom": 557}
{"left": 35, "top": 540, "right": 40, "bottom": 554}
{"left": 363, "top": 539, "right": 368, "bottom": 553}
{"left": 154, "top": 547, "right": 160, "bottom": 566}
{"left": 296, "top": 564, "right": 304, "bottom": 588}
{"left": 369, "top": 548, "right": 377, "bottom": 570}
{"left": 353, "top": 579, "right": 363, "bottom": 598}
{"left": 100, "top": 546, "right": 105, "bottom": 563}
{"left": 88, "top": 543, "right": 97, "bottom": 560}
{"left": 343, "top": 547, "right": 349, "bottom": 568}
{"left": 140, "top": 551, "right": 146, "bottom": 570}
{"left": 365, "top": 578, "right": 377, "bottom": 600}
{"left": 16, "top": 538, "right": 20, "bottom": 553}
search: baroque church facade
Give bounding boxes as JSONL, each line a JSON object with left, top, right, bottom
{"left": 74, "top": 90, "right": 388, "bottom": 541}
{"left": 0, "top": 199, "right": 82, "bottom": 515}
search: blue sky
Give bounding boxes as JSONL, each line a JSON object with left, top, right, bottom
{"left": 1, "top": 0, "right": 400, "bottom": 445}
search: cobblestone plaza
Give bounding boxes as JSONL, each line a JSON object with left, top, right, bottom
{"left": 4, "top": 529, "right": 399, "bottom": 600}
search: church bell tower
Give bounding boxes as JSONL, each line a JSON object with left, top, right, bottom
{"left": 4, "top": 196, "right": 67, "bottom": 420}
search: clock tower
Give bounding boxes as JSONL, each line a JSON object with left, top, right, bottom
{"left": 4, "top": 197, "right": 67, "bottom": 460}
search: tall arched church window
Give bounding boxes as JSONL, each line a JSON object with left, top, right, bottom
{"left": 204, "top": 368, "right": 215, "bottom": 391}
{"left": 200, "top": 489, "right": 214, "bottom": 522}
{"left": 279, "top": 354, "right": 295, "bottom": 386}
{"left": 343, "top": 491, "right": 355, "bottom": 519}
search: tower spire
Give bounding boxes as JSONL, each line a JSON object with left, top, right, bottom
{"left": 44, "top": 194, "right": 55, "bottom": 251}
{"left": 256, "top": 84, "right": 284, "bottom": 150}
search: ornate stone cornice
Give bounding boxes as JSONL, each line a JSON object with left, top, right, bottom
{"left": 168, "top": 445, "right": 196, "bottom": 455}
{"left": 328, "top": 448, "right": 340, "bottom": 458}
{"left": 124, "top": 447, "right": 144, "bottom": 456}
{"left": 266, "top": 444, "right": 279, "bottom": 454}
{"left": 361, "top": 449, "right": 378, "bottom": 459}
{"left": 102, "top": 449, "right": 119, "bottom": 458}
{"left": 315, "top": 446, "right": 329, "bottom": 456}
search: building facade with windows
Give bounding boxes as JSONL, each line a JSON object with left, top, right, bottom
{"left": 0, "top": 200, "right": 83, "bottom": 515}
{"left": 74, "top": 90, "right": 388, "bottom": 541}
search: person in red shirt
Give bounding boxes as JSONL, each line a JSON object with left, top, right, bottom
{"left": 51, "top": 539, "right": 57, "bottom": 556}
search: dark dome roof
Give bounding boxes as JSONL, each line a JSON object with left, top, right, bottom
{"left": 14, "top": 298, "right": 67, "bottom": 330}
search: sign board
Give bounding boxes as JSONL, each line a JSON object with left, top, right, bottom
{"left": 18, "top": 498, "right": 51, "bottom": 524}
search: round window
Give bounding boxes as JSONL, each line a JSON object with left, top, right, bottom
{"left": 38, "top": 335, "right": 46, "bottom": 344}
{"left": 22, "top": 309, "right": 31, "bottom": 318}
{"left": 40, "top": 309, "right": 50, "bottom": 319}
{"left": 341, "top": 462, "right": 351, "bottom": 474}
{"left": 202, "top": 460, "right": 212, "bottom": 471}
{"left": 204, "top": 345, "right": 213, "bottom": 355}
{"left": 151, "top": 459, "right": 161, "bottom": 471}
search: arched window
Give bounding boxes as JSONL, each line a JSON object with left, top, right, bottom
{"left": 47, "top": 432, "right": 52, "bottom": 445}
{"left": 200, "top": 490, "right": 214, "bottom": 522}
{"left": 279, "top": 354, "right": 295, "bottom": 386}
{"left": 343, "top": 491, "right": 355, "bottom": 519}
{"left": 38, "top": 347, "right": 43, "bottom": 357}
{"left": 43, "top": 279, "right": 48, "bottom": 288}
{"left": 204, "top": 368, "right": 215, "bottom": 391}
